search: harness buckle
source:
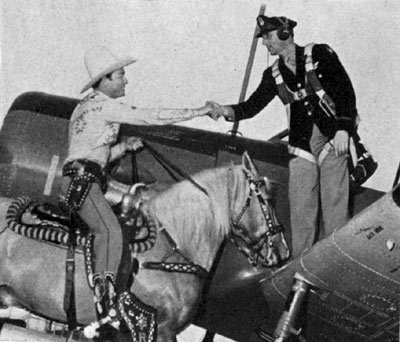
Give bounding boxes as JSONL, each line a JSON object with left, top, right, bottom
{"left": 66, "top": 259, "right": 75, "bottom": 273}
{"left": 296, "top": 90, "right": 304, "bottom": 100}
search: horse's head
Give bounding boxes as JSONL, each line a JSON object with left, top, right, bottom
{"left": 229, "top": 152, "right": 290, "bottom": 268}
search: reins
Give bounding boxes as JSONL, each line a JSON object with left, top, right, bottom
{"left": 143, "top": 142, "right": 208, "bottom": 196}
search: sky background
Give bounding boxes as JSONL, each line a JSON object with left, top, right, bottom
{"left": 1, "top": 0, "right": 399, "bottom": 192}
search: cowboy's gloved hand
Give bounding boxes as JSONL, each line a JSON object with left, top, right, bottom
{"left": 206, "top": 101, "right": 224, "bottom": 121}
{"left": 124, "top": 137, "right": 144, "bottom": 152}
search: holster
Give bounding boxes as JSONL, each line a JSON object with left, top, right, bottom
{"left": 63, "top": 159, "right": 107, "bottom": 210}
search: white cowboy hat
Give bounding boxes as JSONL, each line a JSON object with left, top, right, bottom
{"left": 80, "top": 46, "right": 137, "bottom": 93}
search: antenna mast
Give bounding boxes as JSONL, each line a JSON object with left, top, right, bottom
{"left": 230, "top": 3, "right": 266, "bottom": 136}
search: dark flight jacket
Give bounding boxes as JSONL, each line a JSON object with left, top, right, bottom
{"left": 231, "top": 44, "right": 358, "bottom": 154}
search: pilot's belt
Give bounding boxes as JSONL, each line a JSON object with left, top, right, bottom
{"left": 288, "top": 143, "right": 333, "bottom": 166}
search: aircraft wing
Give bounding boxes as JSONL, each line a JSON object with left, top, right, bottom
{"left": 259, "top": 185, "right": 400, "bottom": 342}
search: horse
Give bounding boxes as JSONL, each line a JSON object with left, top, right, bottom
{"left": 0, "top": 152, "right": 289, "bottom": 341}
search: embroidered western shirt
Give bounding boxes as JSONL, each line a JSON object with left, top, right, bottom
{"left": 66, "top": 91, "right": 199, "bottom": 168}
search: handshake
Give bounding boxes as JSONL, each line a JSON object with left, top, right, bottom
{"left": 122, "top": 136, "right": 144, "bottom": 153}
{"left": 204, "top": 101, "right": 230, "bottom": 121}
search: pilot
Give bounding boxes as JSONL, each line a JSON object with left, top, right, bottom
{"left": 208, "top": 16, "right": 358, "bottom": 259}
{"left": 60, "top": 46, "right": 216, "bottom": 325}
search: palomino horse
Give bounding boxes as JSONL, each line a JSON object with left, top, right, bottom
{"left": 0, "top": 152, "right": 289, "bottom": 341}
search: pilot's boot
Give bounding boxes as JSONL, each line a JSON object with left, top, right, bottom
{"left": 93, "top": 272, "right": 119, "bottom": 322}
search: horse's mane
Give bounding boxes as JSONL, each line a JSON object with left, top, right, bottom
{"left": 144, "top": 164, "right": 245, "bottom": 263}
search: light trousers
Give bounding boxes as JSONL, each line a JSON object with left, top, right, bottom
{"left": 289, "top": 125, "right": 349, "bottom": 258}
{"left": 61, "top": 177, "right": 123, "bottom": 277}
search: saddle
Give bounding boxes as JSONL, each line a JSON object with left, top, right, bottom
{"left": 32, "top": 202, "right": 70, "bottom": 226}
{"left": 6, "top": 194, "right": 158, "bottom": 341}
{"left": 6, "top": 197, "right": 87, "bottom": 247}
{"left": 7, "top": 194, "right": 156, "bottom": 250}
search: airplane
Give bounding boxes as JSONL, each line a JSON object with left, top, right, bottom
{"left": 0, "top": 90, "right": 395, "bottom": 342}
{"left": 1, "top": 0, "right": 400, "bottom": 340}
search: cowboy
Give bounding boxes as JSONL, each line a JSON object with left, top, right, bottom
{"left": 60, "top": 46, "right": 216, "bottom": 324}
{"left": 208, "top": 16, "right": 358, "bottom": 259}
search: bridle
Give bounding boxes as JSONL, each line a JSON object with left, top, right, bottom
{"left": 229, "top": 168, "right": 284, "bottom": 267}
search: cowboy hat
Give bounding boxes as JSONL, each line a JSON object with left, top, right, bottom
{"left": 81, "top": 46, "right": 137, "bottom": 93}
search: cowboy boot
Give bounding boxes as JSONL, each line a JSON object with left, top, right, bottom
{"left": 92, "top": 273, "right": 106, "bottom": 317}
{"left": 104, "top": 272, "right": 118, "bottom": 319}
{"left": 93, "top": 272, "right": 119, "bottom": 320}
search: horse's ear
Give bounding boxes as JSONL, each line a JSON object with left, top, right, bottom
{"left": 242, "top": 151, "right": 258, "bottom": 176}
